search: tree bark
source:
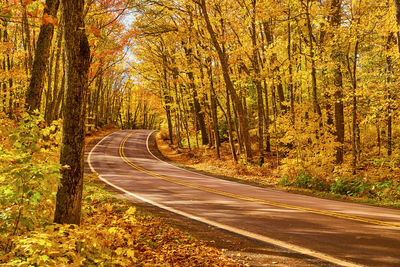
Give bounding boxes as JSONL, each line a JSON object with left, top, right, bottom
{"left": 303, "top": 0, "right": 321, "bottom": 116}
{"left": 393, "top": 0, "right": 400, "bottom": 52}
{"left": 25, "top": 0, "right": 60, "bottom": 112}
{"left": 250, "top": 0, "right": 264, "bottom": 155}
{"left": 386, "top": 35, "right": 394, "bottom": 157}
{"left": 329, "top": 0, "right": 345, "bottom": 165}
{"left": 47, "top": 25, "right": 63, "bottom": 123}
{"left": 21, "top": 0, "right": 33, "bottom": 74}
{"left": 208, "top": 62, "right": 220, "bottom": 158}
{"left": 226, "top": 85, "right": 238, "bottom": 162}
{"left": 54, "top": 0, "right": 90, "bottom": 225}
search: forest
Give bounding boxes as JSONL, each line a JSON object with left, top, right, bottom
{"left": 1, "top": 0, "right": 400, "bottom": 265}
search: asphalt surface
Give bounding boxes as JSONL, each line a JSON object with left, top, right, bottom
{"left": 88, "top": 130, "right": 400, "bottom": 266}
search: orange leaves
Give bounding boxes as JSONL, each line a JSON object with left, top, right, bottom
{"left": 41, "top": 13, "right": 58, "bottom": 26}
{"left": 21, "top": 0, "right": 34, "bottom": 6}
{"left": 90, "top": 25, "right": 102, "bottom": 38}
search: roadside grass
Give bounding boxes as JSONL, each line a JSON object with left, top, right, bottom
{"left": 156, "top": 134, "right": 400, "bottom": 208}
{"left": 0, "top": 114, "right": 242, "bottom": 266}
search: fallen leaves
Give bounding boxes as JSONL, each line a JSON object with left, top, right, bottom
{"left": 1, "top": 178, "right": 243, "bottom": 266}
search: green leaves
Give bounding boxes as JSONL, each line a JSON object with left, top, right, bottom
{"left": 0, "top": 113, "right": 61, "bottom": 254}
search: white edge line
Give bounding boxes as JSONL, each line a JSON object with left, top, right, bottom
{"left": 88, "top": 130, "right": 362, "bottom": 267}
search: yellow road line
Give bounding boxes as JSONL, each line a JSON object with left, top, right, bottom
{"left": 120, "top": 131, "right": 400, "bottom": 229}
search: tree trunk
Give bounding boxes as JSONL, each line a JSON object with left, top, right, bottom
{"left": 208, "top": 63, "right": 220, "bottom": 158}
{"left": 386, "top": 36, "right": 394, "bottom": 157}
{"left": 44, "top": 48, "right": 55, "bottom": 121}
{"left": 250, "top": 0, "right": 264, "bottom": 155}
{"left": 288, "top": 6, "right": 295, "bottom": 123}
{"left": 347, "top": 40, "right": 359, "bottom": 174}
{"left": 25, "top": 0, "right": 60, "bottom": 112}
{"left": 303, "top": 0, "right": 322, "bottom": 116}
{"left": 329, "top": 0, "right": 345, "bottom": 165}
{"left": 21, "top": 0, "right": 33, "bottom": 74}
{"left": 226, "top": 85, "right": 238, "bottom": 162}
{"left": 54, "top": 0, "right": 90, "bottom": 225}
{"left": 47, "top": 25, "right": 63, "bottom": 123}
{"left": 162, "top": 55, "right": 174, "bottom": 145}
{"left": 393, "top": 0, "right": 400, "bottom": 52}
{"left": 263, "top": 80, "right": 271, "bottom": 152}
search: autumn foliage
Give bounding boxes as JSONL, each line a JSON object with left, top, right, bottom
{"left": 1, "top": 0, "right": 400, "bottom": 264}
{"left": 131, "top": 0, "right": 400, "bottom": 196}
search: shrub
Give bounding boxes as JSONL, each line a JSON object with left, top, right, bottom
{"left": 277, "top": 176, "right": 291, "bottom": 186}
{"left": 291, "top": 170, "right": 330, "bottom": 192}
{"left": 330, "top": 177, "right": 370, "bottom": 197}
{"left": 0, "top": 113, "right": 61, "bottom": 253}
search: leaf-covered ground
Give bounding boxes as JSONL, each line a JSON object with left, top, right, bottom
{"left": 3, "top": 176, "right": 242, "bottom": 266}
{"left": 0, "top": 115, "right": 243, "bottom": 266}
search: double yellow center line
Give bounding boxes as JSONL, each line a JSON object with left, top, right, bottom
{"left": 119, "top": 131, "right": 400, "bottom": 229}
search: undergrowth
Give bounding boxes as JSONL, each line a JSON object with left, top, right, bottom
{"left": 157, "top": 132, "right": 400, "bottom": 207}
{"left": 278, "top": 170, "right": 400, "bottom": 206}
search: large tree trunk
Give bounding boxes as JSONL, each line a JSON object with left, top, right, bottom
{"left": 25, "top": 0, "right": 59, "bottom": 112}
{"left": 54, "top": 0, "right": 90, "bottom": 225}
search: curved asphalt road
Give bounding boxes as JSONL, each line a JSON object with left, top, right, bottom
{"left": 88, "top": 130, "right": 400, "bottom": 266}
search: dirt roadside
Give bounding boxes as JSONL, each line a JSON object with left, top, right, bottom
{"left": 84, "top": 131, "right": 334, "bottom": 267}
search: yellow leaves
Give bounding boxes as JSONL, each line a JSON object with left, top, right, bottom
{"left": 1, "top": 152, "right": 237, "bottom": 266}
{"left": 125, "top": 206, "right": 136, "bottom": 215}
{"left": 126, "top": 249, "right": 136, "bottom": 260}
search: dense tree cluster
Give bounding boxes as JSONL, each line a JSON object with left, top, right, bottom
{"left": 132, "top": 0, "right": 400, "bottom": 175}
{"left": 1, "top": 0, "right": 400, "bottom": 224}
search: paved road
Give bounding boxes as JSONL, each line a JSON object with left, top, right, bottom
{"left": 88, "top": 130, "right": 400, "bottom": 266}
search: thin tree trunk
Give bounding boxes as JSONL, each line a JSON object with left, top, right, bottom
{"left": 251, "top": 0, "right": 264, "bottom": 156}
{"left": 226, "top": 85, "right": 238, "bottom": 162}
{"left": 21, "top": 0, "right": 33, "bottom": 74}
{"left": 303, "top": 0, "right": 322, "bottom": 116}
{"left": 208, "top": 63, "right": 220, "bottom": 158}
{"left": 45, "top": 48, "right": 55, "bottom": 121}
{"left": 287, "top": 3, "right": 295, "bottom": 123}
{"left": 330, "top": 0, "right": 345, "bottom": 164}
{"left": 347, "top": 40, "right": 359, "bottom": 174}
{"left": 263, "top": 80, "right": 271, "bottom": 152}
{"left": 47, "top": 25, "right": 63, "bottom": 123}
